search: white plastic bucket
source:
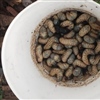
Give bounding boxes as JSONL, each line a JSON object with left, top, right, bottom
{"left": 2, "top": 0, "right": 100, "bottom": 99}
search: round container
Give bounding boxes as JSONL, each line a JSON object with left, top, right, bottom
{"left": 2, "top": 0, "right": 100, "bottom": 99}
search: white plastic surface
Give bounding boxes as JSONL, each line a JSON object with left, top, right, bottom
{"left": 2, "top": 0, "right": 100, "bottom": 99}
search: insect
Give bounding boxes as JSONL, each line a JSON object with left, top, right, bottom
{"left": 77, "top": 54, "right": 81, "bottom": 60}
{"left": 43, "top": 61, "right": 52, "bottom": 73}
{"left": 60, "top": 20, "right": 74, "bottom": 30}
{"left": 76, "top": 13, "right": 90, "bottom": 23}
{"left": 46, "top": 20, "right": 56, "bottom": 33}
{"left": 39, "top": 26, "right": 47, "bottom": 39}
{"left": 52, "top": 43, "right": 63, "bottom": 51}
{"left": 47, "top": 58, "right": 56, "bottom": 66}
{"left": 36, "top": 45, "right": 43, "bottom": 62}
{"left": 44, "top": 36, "right": 57, "bottom": 50}
{"left": 53, "top": 50, "right": 65, "bottom": 54}
{"left": 65, "top": 66, "right": 73, "bottom": 78}
{"left": 50, "top": 68, "right": 63, "bottom": 82}
{"left": 89, "top": 55, "right": 100, "bottom": 65}
{"left": 87, "top": 66, "right": 92, "bottom": 74}
{"left": 79, "top": 25, "right": 91, "bottom": 37}
{"left": 38, "top": 38, "right": 49, "bottom": 44}
{"left": 82, "top": 41, "right": 95, "bottom": 49}
{"left": 62, "top": 49, "right": 72, "bottom": 62}
{"left": 57, "top": 12, "right": 66, "bottom": 21}
{"left": 43, "top": 50, "right": 51, "bottom": 58}
{"left": 90, "top": 66, "right": 98, "bottom": 75}
{"left": 95, "top": 40, "right": 100, "bottom": 54}
{"left": 57, "top": 62, "right": 69, "bottom": 70}
{"left": 59, "top": 38, "right": 78, "bottom": 46}
{"left": 73, "top": 59, "right": 86, "bottom": 68}
{"left": 51, "top": 53, "right": 61, "bottom": 62}
{"left": 90, "top": 23, "right": 100, "bottom": 31}
{"left": 47, "top": 29, "right": 54, "bottom": 37}
{"left": 66, "top": 11, "right": 77, "bottom": 21}
{"left": 82, "top": 49, "right": 94, "bottom": 65}
{"left": 89, "top": 32, "right": 98, "bottom": 38}
{"left": 74, "top": 23, "right": 83, "bottom": 32}
{"left": 83, "top": 35, "right": 95, "bottom": 44}
{"left": 53, "top": 15, "right": 59, "bottom": 25}
{"left": 76, "top": 34, "right": 83, "bottom": 43}
{"left": 73, "top": 47, "right": 79, "bottom": 55}
{"left": 73, "top": 67, "right": 82, "bottom": 76}
{"left": 88, "top": 16, "right": 97, "bottom": 24}
{"left": 64, "top": 30, "right": 75, "bottom": 38}
{"left": 97, "top": 62, "right": 100, "bottom": 70}
{"left": 65, "top": 45, "right": 72, "bottom": 49}
{"left": 67, "top": 54, "right": 75, "bottom": 64}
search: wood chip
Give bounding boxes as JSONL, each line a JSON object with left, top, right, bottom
{"left": 6, "top": 6, "right": 18, "bottom": 17}
{"left": 0, "top": 14, "right": 14, "bottom": 26}
{"left": 0, "top": 37, "right": 3, "bottom": 48}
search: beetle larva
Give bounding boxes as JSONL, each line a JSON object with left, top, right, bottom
{"left": 65, "top": 45, "right": 72, "bottom": 49}
{"left": 95, "top": 40, "right": 100, "bottom": 54}
{"left": 76, "top": 13, "right": 90, "bottom": 23}
{"left": 82, "top": 49, "right": 94, "bottom": 65}
{"left": 44, "top": 36, "right": 56, "bottom": 50}
{"left": 50, "top": 68, "right": 63, "bottom": 82}
{"left": 79, "top": 25, "right": 90, "bottom": 37}
{"left": 73, "top": 59, "right": 86, "bottom": 68}
{"left": 89, "top": 32, "right": 98, "bottom": 38}
{"left": 43, "top": 61, "right": 52, "bottom": 73}
{"left": 60, "top": 20, "right": 74, "bottom": 30}
{"left": 59, "top": 38, "right": 78, "bottom": 46}
{"left": 73, "top": 67, "right": 82, "bottom": 77}
{"left": 62, "top": 49, "right": 72, "bottom": 62}
{"left": 52, "top": 43, "right": 63, "bottom": 51}
{"left": 51, "top": 53, "right": 61, "bottom": 62}
{"left": 97, "top": 62, "right": 100, "bottom": 70}
{"left": 46, "top": 20, "right": 56, "bottom": 33}
{"left": 90, "top": 23, "right": 100, "bottom": 31}
{"left": 53, "top": 15, "right": 59, "bottom": 25}
{"left": 90, "top": 66, "right": 98, "bottom": 75}
{"left": 91, "top": 29, "right": 98, "bottom": 34}
{"left": 54, "top": 54, "right": 61, "bottom": 62}
{"left": 82, "top": 41, "right": 95, "bottom": 49}
{"left": 47, "top": 58, "right": 56, "bottom": 66}
{"left": 57, "top": 62, "right": 69, "bottom": 70}
{"left": 39, "top": 26, "right": 47, "bottom": 39}
{"left": 57, "top": 12, "right": 66, "bottom": 21}
{"left": 74, "top": 23, "right": 83, "bottom": 32}
{"left": 36, "top": 45, "right": 43, "bottom": 63}
{"left": 43, "top": 50, "right": 51, "bottom": 58}
{"left": 87, "top": 66, "right": 92, "bottom": 74}
{"left": 88, "top": 16, "right": 97, "bottom": 24}
{"left": 67, "top": 54, "right": 75, "bottom": 64}
{"left": 76, "top": 34, "right": 83, "bottom": 43}
{"left": 66, "top": 11, "right": 77, "bottom": 21}
{"left": 77, "top": 54, "right": 81, "bottom": 60}
{"left": 89, "top": 55, "right": 100, "bottom": 65}
{"left": 73, "top": 47, "right": 79, "bottom": 55}
{"left": 53, "top": 50, "right": 65, "bottom": 54}
{"left": 38, "top": 38, "right": 49, "bottom": 44}
{"left": 64, "top": 30, "right": 75, "bottom": 38}
{"left": 65, "top": 66, "right": 73, "bottom": 78}
{"left": 83, "top": 35, "right": 95, "bottom": 44}
{"left": 47, "top": 29, "right": 54, "bottom": 37}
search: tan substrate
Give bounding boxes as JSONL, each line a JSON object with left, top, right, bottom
{"left": 30, "top": 8, "right": 100, "bottom": 87}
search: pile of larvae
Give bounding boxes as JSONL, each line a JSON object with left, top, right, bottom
{"left": 35, "top": 10, "right": 100, "bottom": 82}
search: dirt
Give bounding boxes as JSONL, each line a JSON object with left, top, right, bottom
{"left": 0, "top": 0, "right": 36, "bottom": 99}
